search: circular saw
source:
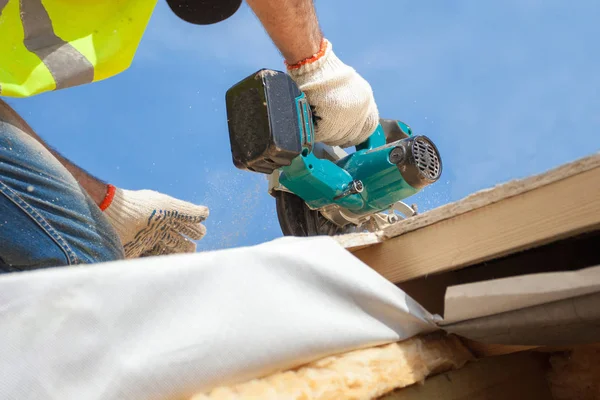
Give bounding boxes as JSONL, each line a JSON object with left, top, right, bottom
{"left": 225, "top": 69, "right": 443, "bottom": 237}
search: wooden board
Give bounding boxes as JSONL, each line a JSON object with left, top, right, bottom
{"left": 379, "top": 351, "right": 552, "bottom": 400}
{"left": 349, "top": 152, "right": 600, "bottom": 283}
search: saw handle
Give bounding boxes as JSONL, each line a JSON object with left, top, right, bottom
{"left": 355, "top": 119, "right": 413, "bottom": 152}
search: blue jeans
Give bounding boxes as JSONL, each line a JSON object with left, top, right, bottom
{"left": 0, "top": 119, "right": 124, "bottom": 273}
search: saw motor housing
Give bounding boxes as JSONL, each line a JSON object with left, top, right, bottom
{"left": 225, "top": 69, "right": 443, "bottom": 232}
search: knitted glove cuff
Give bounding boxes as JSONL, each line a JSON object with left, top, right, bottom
{"left": 101, "top": 187, "right": 144, "bottom": 236}
{"left": 285, "top": 38, "right": 344, "bottom": 78}
{"left": 283, "top": 38, "right": 379, "bottom": 147}
{"left": 99, "top": 184, "right": 117, "bottom": 211}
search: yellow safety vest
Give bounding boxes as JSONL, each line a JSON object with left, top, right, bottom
{"left": 0, "top": 0, "right": 157, "bottom": 98}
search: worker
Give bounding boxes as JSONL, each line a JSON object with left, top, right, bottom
{"left": 0, "top": 0, "right": 380, "bottom": 272}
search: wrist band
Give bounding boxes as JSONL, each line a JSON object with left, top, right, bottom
{"left": 285, "top": 38, "right": 329, "bottom": 70}
{"left": 99, "top": 184, "right": 117, "bottom": 211}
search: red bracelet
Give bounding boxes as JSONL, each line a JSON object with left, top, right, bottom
{"left": 99, "top": 184, "right": 116, "bottom": 211}
{"left": 285, "top": 38, "right": 329, "bottom": 70}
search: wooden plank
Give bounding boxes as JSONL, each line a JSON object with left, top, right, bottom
{"left": 351, "top": 153, "right": 600, "bottom": 283}
{"left": 381, "top": 152, "right": 600, "bottom": 241}
{"left": 379, "top": 351, "right": 552, "bottom": 400}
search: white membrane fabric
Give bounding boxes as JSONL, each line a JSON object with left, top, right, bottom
{"left": 0, "top": 236, "right": 439, "bottom": 400}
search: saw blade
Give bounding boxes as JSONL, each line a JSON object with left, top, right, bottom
{"left": 274, "top": 191, "right": 360, "bottom": 237}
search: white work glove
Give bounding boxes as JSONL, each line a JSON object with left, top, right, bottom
{"left": 101, "top": 185, "right": 209, "bottom": 259}
{"left": 286, "top": 38, "right": 380, "bottom": 148}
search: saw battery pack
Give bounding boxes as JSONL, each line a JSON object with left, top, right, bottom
{"left": 225, "top": 69, "right": 310, "bottom": 175}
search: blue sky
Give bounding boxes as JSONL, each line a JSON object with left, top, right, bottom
{"left": 5, "top": 0, "right": 600, "bottom": 251}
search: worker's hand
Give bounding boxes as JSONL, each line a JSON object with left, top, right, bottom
{"left": 286, "top": 38, "right": 379, "bottom": 148}
{"left": 101, "top": 185, "right": 209, "bottom": 259}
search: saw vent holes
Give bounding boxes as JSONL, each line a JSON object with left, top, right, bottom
{"left": 413, "top": 137, "right": 441, "bottom": 181}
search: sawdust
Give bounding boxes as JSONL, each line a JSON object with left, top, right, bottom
{"left": 198, "top": 169, "right": 272, "bottom": 251}
{"left": 255, "top": 69, "right": 279, "bottom": 79}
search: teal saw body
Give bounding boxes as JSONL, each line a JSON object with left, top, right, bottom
{"left": 225, "top": 69, "right": 442, "bottom": 236}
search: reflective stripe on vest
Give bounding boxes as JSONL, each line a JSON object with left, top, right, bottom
{"left": 21, "top": 0, "right": 94, "bottom": 90}
{"left": 0, "top": 0, "right": 157, "bottom": 98}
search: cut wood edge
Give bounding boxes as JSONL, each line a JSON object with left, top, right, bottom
{"left": 190, "top": 333, "right": 474, "bottom": 400}
{"left": 351, "top": 153, "right": 600, "bottom": 283}
{"left": 333, "top": 231, "right": 383, "bottom": 251}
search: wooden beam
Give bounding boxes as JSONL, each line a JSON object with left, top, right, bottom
{"left": 351, "top": 153, "right": 600, "bottom": 283}
{"left": 379, "top": 351, "right": 552, "bottom": 400}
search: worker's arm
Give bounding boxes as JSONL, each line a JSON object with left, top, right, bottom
{"left": 0, "top": 99, "right": 108, "bottom": 204}
{"left": 246, "top": 0, "right": 380, "bottom": 148}
{"left": 245, "top": 0, "right": 322, "bottom": 65}
{"left": 0, "top": 99, "right": 208, "bottom": 259}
